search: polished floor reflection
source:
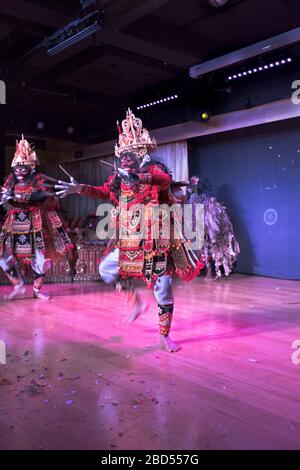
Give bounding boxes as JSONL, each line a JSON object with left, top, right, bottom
{"left": 0, "top": 274, "right": 299, "bottom": 450}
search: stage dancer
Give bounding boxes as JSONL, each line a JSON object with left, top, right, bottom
{"left": 186, "top": 176, "right": 240, "bottom": 278}
{"left": 0, "top": 135, "right": 72, "bottom": 300}
{"left": 55, "top": 109, "right": 203, "bottom": 352}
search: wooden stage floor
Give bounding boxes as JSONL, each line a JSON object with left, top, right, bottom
{"left": 0, "top": 274, "right": 299, "bottom": 450}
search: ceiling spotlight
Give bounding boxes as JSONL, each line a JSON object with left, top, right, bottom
{"left": 199, "top": 111, "right": 210, "bottom": 122}
{"left": 36, "top": 121, "right": 45, "bottom": 130}
{"left": 67, "top": 126, "right": 74, "bottom": 134}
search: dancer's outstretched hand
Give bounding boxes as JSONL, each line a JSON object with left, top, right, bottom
{"left": 55, "top": 177, "right": 82, "bottom": 198}
{"left": 0, "top": 187, "right": 13, "bottom": 204}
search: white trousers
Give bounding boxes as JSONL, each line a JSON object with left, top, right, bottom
{"left": 99, "top": 248, "right": 174, "bottom": 306}
{"left": 0, "top": 249, "right": 51, "bottom": 275}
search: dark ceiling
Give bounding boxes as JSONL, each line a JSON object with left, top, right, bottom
{"left": 1, "top": 0, "right": 300, "bottom": 143}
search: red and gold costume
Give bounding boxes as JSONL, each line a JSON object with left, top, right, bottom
{"left": 1, "top": 175, "right": 72, "bottom": 263}
{"left": 56, "top": 109, "right": 203, "bottom": 350}
{"left": 80, "top": 161, "right": 202, "bottom": 285}
{"left": 79, "top": 110, "right": 203, "bottom": 346}
{"left": 0, "top": 136, "right": 72, "bottom": 299}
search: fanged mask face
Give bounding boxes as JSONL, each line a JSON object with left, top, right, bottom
{"left": 120, "top": 154, "right": 139, "bottom": 171}
{"left": 14, "top": 165, "right": 31, "bottom": 182}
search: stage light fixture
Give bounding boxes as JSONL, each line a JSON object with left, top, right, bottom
{"left": 190, "top": 28, "right": 300, "bottom": 79}
{"left": 136, "top": 94, "right": 179, "bottom": 110}
{"left": 199, "top": 111, "right": 210, "bottom": 122}
{"left": 45, "top": 10, "right": 103, "bottom": 56}
{"left": 227, "top": 57, "right": 292, "bottom": 81}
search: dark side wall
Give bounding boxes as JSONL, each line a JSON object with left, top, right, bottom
{"left": 0, "top": 106, "right": 5, "bottom": 181}
{"left": 0, "top": 107, "right": 5, "bottom": 220}
{"left": 188, "top": 118, "right": 300, "bottom": 280}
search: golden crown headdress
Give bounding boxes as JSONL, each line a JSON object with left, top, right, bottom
{"left": 11, "top": 134, "right": 39, "bottom": 169}
{"left": 115, "top": 108, "right": 157, "bottom": 159}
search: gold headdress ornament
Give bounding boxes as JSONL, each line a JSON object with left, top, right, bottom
{"left": 115, "top": 108, "right": 157, "bottom": 159}
{"left": 11, "top": 134, "right": 39, "bottom": 169}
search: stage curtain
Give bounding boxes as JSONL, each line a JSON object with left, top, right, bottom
{"left": 151, "top": 140, "right": 188, "bottom": 182}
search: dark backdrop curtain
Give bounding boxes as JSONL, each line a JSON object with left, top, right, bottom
{"left": 0, "top": 106, "right": 5, "bottom": 181}
{"left": 189, "top": 118, "right": 300, "bottom": 280}
{"left": 0, "top": 106, "right": 5, "bottom": 221}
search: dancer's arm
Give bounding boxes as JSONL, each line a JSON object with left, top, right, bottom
{"left": 118, "top": 164, "right": 172, "bottom": 189}
{"left": 0, "top": 187, "right": 49, "bottom": 204}
{"left": 80, "top": 180, "right": 112, "bottom": 199}
{"left": 55, "top": 175, "right": 114, "bottom": 200}
{"left": 139, "top": 164, "right": 172, "bottom": 189}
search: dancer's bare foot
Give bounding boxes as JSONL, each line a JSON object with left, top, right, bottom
{"left": 33, "top": 290, "right": 50, "bottom": 300}
{"left": 128, "top": 302, "right": 150, "bottom": 323}
{"left": 160, "top": 334, "right": 181, "bottom": 352}
{"left": 4, "top": 282, "right": 26, "bottom": 301}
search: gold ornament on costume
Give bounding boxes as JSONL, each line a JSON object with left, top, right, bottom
{"left": 11, "top": 134, "right": 39, "bottom": 168}
{"left": 115, "top": 108, "right": 157, "bottom": 158}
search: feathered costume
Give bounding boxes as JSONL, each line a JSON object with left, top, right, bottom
{"left": 187, "top": 176, "right": 240, "bottom": 278}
